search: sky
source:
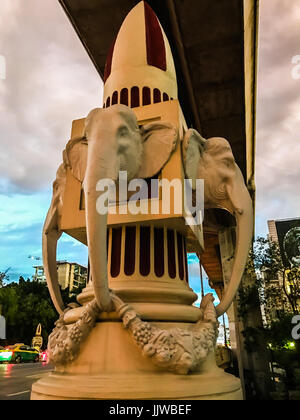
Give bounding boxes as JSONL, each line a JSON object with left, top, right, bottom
{"left": 255, "top": 0, "right": 300, "bottom": 236}
{"left": 0, "top": 0, "right": 299, "bottom": 304}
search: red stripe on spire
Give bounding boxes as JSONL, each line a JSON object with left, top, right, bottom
{"left": 144, "top": 2, "right": 166, "bottom": 71}
{"left": 104, "top": 37, "right": 116, "bottom": 82}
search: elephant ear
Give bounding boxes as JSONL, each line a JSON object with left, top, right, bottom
{"left": 182, "top": 128, "right": 206, "bottom": 190}
{"left": 136, "top": 122, "right": 178, "bottom": 179}
{"left": 64, "top": 136, "right": 88, "bottom": 183}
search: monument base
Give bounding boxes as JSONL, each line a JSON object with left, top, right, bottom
{"left": 31, "top": 321, "right": 243, "bottom": 400}
{"left": 31, "top": 371, "right": 242, "bottom": 400}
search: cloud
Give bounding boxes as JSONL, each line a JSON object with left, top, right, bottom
{"left": 0, "top": 219, "right": 87, "bottom": 283}
{"left": 0, "top": 0, "right": 102, "bottom": 194}
{"left": 187, "top": 255, "right": 219, "bottom": 304}
{"left": 0, "top": 0, "right": 97, "bottom": 280}
{"left": 0, "top": 188, "right": 87, "bottom": 283}
{"left": 0, "top": 221, "right": 44, "bottom": 281}
{"left": 255, "top": 0, "right": 300, "bottom": 236}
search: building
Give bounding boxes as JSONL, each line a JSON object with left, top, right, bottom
{"left": 33, "top": 261, "right": 87, "bottom": 292}
{"left": 260, "top": 266, "right": 291, "bottom": 326}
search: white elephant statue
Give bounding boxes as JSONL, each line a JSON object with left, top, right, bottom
{"left": 183, "top": 129, "right": 253, "bottom": 316}
{"left": 43, "top": 104, "right": 178, "bottom": 314}
{"left": 43, "top": 104, "right": 253, "bottom": 320}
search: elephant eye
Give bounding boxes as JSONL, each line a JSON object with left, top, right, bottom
{"left": 223, "top": 157, "right": 234, "bottom": 167}
{"left": 118, "top": 125, "right": 130, "bottom": 138}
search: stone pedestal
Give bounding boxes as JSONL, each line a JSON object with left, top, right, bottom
{"left": 31, "top": 322, "right": 242, "bottom": 400}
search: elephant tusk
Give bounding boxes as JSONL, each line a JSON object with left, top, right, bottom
{"left": 215, "top": 182, "right": 253, "bottom": 317}
{"left": 42, "top": 212, "right": 65, "bottom": 315}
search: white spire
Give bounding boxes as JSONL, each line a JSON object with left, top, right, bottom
{"left": 103, "top": 1, "right": 178, "bottom": 108}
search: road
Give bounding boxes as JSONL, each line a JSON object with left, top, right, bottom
{"left": 0, "top": 362, "right": 53, "bottom": 400}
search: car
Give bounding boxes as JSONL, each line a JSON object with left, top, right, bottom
{"left": 0, "top": 343, "right": 40, "bottom": 363}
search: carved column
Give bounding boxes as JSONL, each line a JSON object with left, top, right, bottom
{"left": 75, "top": 224, "right": 200, "bottom": 323}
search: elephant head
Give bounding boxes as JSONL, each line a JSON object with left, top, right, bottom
{"left": 183, "top": 129, "right": 253, "bottom": 317}
{"left": 43, "top": 104, "right": 178, "bottom": 314}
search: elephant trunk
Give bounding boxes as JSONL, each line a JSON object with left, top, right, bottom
{"left": 84, "top": 121, "right": 119, "bottom": 312}
{"left": 215, "top": 171, "right": 253, "bottom": 317}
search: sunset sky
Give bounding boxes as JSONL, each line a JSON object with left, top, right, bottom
{"left": 0, "top": 0, "right": 299, "bottom": 299}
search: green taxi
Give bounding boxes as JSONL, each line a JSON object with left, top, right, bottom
{"left": 0, "top": 343, "right": 40, "bottom": 363}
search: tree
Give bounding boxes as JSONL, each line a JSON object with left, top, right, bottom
{"left": 0, "top": 276, "right": 88, "bottom": 348}
{"left": 252, "top": 237, "right": 299, "bottom": 319}
{"left": 235, "top": 237, "right": 300, "bottom": 397}
{"left": 0, "top": 268, "right": 10, "bottom": 288}
{"left": 0, "top": 277, "right": 58, "bottom": 347}
{"left": 246, "top": 237, "right": 300, "bottom": 389}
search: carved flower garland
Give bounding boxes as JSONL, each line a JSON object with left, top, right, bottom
{"left": 47, "top": 293, "right": 218, "bottom": 375}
